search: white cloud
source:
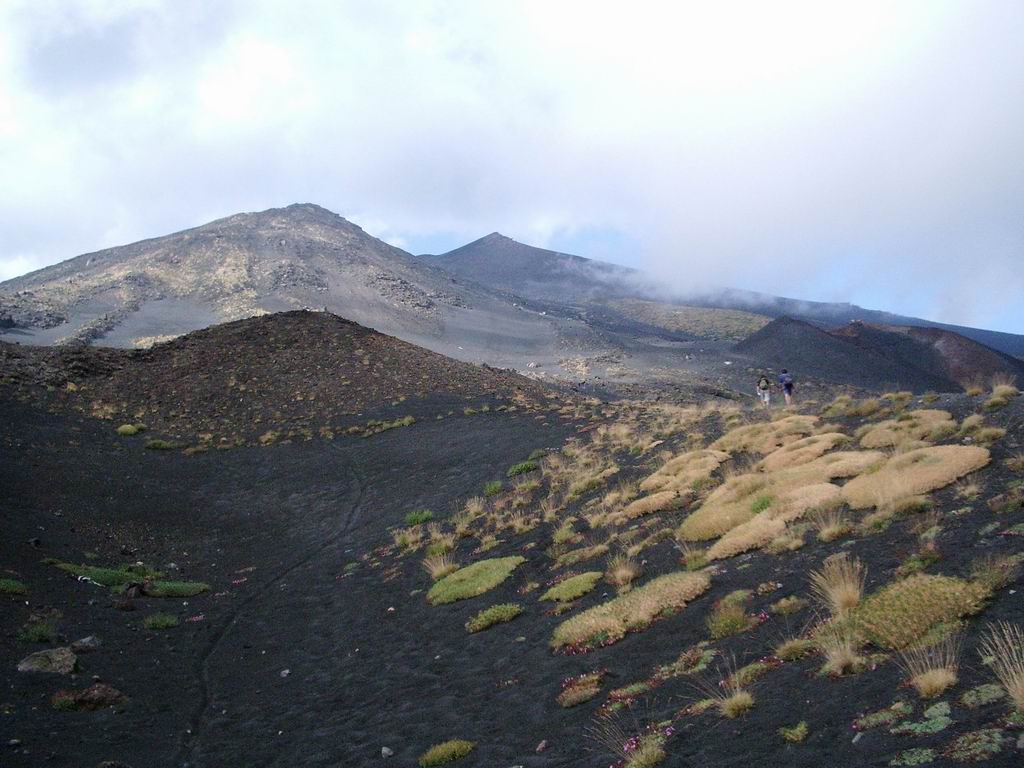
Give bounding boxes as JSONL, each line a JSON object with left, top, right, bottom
{"left": 1, "top": 0, "right": 1023, "bottom": 332}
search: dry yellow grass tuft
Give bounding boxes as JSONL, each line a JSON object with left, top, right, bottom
{"left": 809, "top": 553, "right": 865, "bottom": 620}
{"left": 816, "top": 621, "right": 865, "bottom": 676}
{"left": 758, "top": 433, "right": 848, "bottom": 473}
{"left": 962, "top": 376, "right": 986, "bottom": 397}
{"left": 711, "top": 415, "right": 818, "bottom": 455}
{"left": 618, "top": 490, "right": 688, "bottom": 522}
{"left": 842, "top": 445, "right": 990, "bottom": 509}
{"left": 605, "top": 554, "right": 641, "bottom": 588}
{"left": 899, "top": 635, "right": 960, "bottom": 698}
{"left": 810, "top": 506, "right": 853, "bottom": 542}
{"left": 639, "top": 449, "right": 729, "bottom": 494}
{"left": 719, "top": 689, "right": 754, "bottom": 718}
{"left": 858, "top": 409, "right": 956, "bottom": 449}
{"left": 422, "top": 554, "right": 459, "bottom": 581}
{"left": 678, "top": 445, "right": 878, "bottom": 543}
{"left": 980, "top": 621, "right": 1024, "bottom": 712}
{"left": 676, "top": 473, "right": 771, "bottom": 541}
{"left": 706, "top": 483, "right": 841, "bottom": 561}
{"left": 551, "top": 571, "right": 711, "bottom": 649}
{"left": 795, "top": 450, "right": 885, "bottom": 479}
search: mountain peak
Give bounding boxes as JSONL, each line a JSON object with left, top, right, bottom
{"left": 478, "top": 232, "right": 515, "bottom": 244}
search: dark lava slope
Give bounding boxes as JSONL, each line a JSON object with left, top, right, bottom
{"left": 0, "top": 310, "right": 553, "bottom": 445}
{"left": 734, "top": 317, "right": 1022, "bottom": 393}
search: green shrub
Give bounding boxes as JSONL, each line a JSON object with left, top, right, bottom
{"left": 483, "top": 481, "right": 503, "bottom": 497}
{"left": 507, "top": 460, "right": 539, "bottom": 477}
{"left": 540, "top": 572, "right": 602, "bottom": 602}
{"left": 779, "top": 721, "right": 808, "bottom": 743}
{"left": 0, "top": 577, "right": 27, "bottom": 595}
{"left": 18, "top": 619, "right": 57, "bottom": 644}
{"left": 145, "top": 439, "right": 178, "bottom": 450}
{"left": 855, "top": 574, "right": 987, "bottom": 649}
{"left": 427, "top": 557, "right": 525, "bottom": 605}
{"left": 465, "top": 603, "right": 522, "bottom": 632}
{"left": 751, "top": 494, "right": 774, "bottom": 514}
{"left": 419, "top": 739, "right": 475, "bottom": 766}
{"left": 116, "top": 424, "right": 139, "bottom": 436}
{"left": 528, "top": 449, "right": 548, "bottom": 461}
{"left": 405, "top": 509, "right": 434, "bottom": 525}
{"left": 143, "top": 612, "right": 179, "bottom": 630}
{"left": 707, "top": 590, "right": 756, "bottom": 639}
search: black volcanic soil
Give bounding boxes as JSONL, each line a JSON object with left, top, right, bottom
{"left": 5, "top": 383, "right": 1024, "bottom": 767}
{"left": 0, "top": 389, "right": 580, "bottom": 767}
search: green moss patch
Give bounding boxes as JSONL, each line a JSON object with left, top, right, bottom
{"left": 427, "top": 557, "right": 525, "bottom": 605}
{"left": 944, "top": 729, "right": 1005, "bottom": 761}
{"left": 507, "top": 460, "right": 539, "bottom": 477}
{"left": 405, "top": 509, "right": 434, "bottom": 525}
{"left": 54, "top": 561, "right": 164, "bottom": 587}
{"left": 0, "top": 577, "right": 27, "bottom": 595}
{"left": 419, "top": 739, "right": 475, "bottom": 766}
{"left": 890, "top": 748, "right": 935, "bottom": 766}
{"left": 890, "top": 702, "right": 952, "bottom": 735}
{"left": 144, "top": 581, "right": 210, "bottom": 598}
{"left": 465, "top": 603, "right": 522, "bottom": 633}
{"left": 960, "top": 683, "right": 1005, "bottom": 708}
{"left": 541, "top": 572, "right": 602, "bottom": 602}
{"left": 143, "top": 612, "right": 180, "bottom": 630}
{"left": 853, "top": 701, "right": 913, "bottom": 730}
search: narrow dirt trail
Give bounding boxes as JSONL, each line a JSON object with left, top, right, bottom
{"left": 177, "top": 444, "right": 366, "bottom": 767}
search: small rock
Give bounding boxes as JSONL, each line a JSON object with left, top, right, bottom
{"left": 381, "top": 746, "right": 394, "bottom": 758}
{"left": 57, "top": 683, "right": 127, "bottom": 711}
{"left": 97, "top": 762, "right": 132, "bottom": 768}
{"left": 114, "top": 597, "right": 136, "bottom": 612}
{"left": 71, "top": 636, "right": 102, "bottom": 653}
{"left": 27, "top": 537, "right": 42, "bottom": 548}
{"left": 535, "top": 740, "right": 548, "bottom": 753}
{"left": 7, "top": 739, "right": 21, "bottom": 747}
{"left": 17, "top": 647, "right": 77, "bottom": 674}
{"left": 1016, "top": 733, "right": 1024, "bottom": 751}
{"left": 280, "top": 669, "right": 290, "bottom": 678}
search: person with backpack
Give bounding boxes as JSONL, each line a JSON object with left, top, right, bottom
{"left": 756, "top": 374, "right": 771, "bottom": 408}
{"left": 778, "top": 369, "right": 795, "bottom": 405}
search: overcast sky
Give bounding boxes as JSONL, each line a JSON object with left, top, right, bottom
{"left": 2, "top": 1, "right": 1023, "bottom": 332}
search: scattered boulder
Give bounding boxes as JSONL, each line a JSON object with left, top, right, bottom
{"left": 381, "top": 746, "right": 394, "bottom": 758}
{"left": 17, "top": 647, "right": 77, "bottom": 674}
{"left": 71, "top": 636, "right": 102, "bottom": 653}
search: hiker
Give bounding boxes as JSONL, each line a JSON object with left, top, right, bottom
{"left": 779, "top": 369, "right": 795, "bottom": 406}
{"left": 756, "top": 374, "right": 771, "bottom": 408}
